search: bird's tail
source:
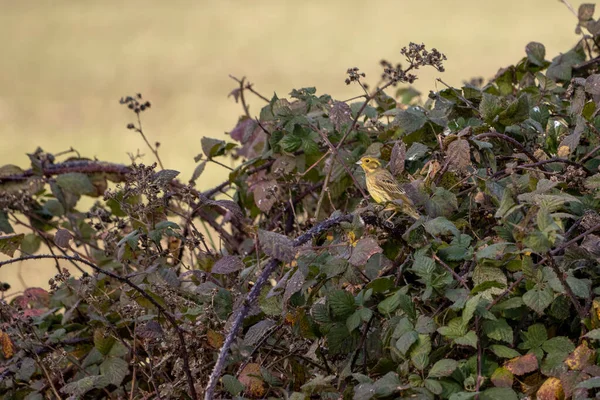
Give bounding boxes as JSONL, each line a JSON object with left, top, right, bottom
{"left": 402, "top": 204, "right": 421, "bottom": 220}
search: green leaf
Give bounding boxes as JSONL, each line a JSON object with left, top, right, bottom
{"left": 99, "top": 357, "right": 129, "bottom": 386}
{"left": 424, "top": 217, "right": 459, "bottom": 237}
{"left": 346, "top": 310, "right": 362, "bottom": 332}
{"left": 542, "top": 336, "right": 575, "bottom": 354}
{"left": 462, "top": 294, "right": 485, "bottom": 325}
{"left": 201, "top": 137, "right": 228, "bottom": 158}
{"left": 428, "top": 359, "right": 458, "bottom": 378}
{"left": 489, "top": 345, "right": 521, "bottom": 359}
{"left": 449, "top": 393, "right": 477, "bottom": 400}
{"left": 222, "top": 374, "right": 245, "bottom": 396}
{"left": 454, "top": 331, "right": 478, "bottom": 348}
{"left": 43, "top": 199, "right": 65, "bottom": 217}
{"left": 498, "top": 95, "right": 529, "bottom": 126}
{"left": 479, "top": 387, "right": 518, "bottom": 400}
{"left": 438, "top": 234, "right": 473, "bottom": 261}
{"left": 405, "top": 142, "right": 430, "bottom": 161}
{"left": 479, "top": 93, "right": 503, "bottom": 123}
{"left": 522, "top": 285, "right": 553, "bottom": 314}
{"left": 60, "top": 375, "right": 110, "bottom": 396}
{"left": 0, "top": 211, "right": 14, "bottom": 233}
{"left": 396, "top": 330, "right": 419, "bottom": 355}
{"left": 327, "top": 323, "right": 354, "bottom": 355}
{"left": 410, "top": 334, "right": 432, "bottom": 370}
{"left": 520, "top": 324, "right": 547, "bottom": 349}
{"left": 21, "top": 233, "right": 41, "bottom": 255}
{"left": 525, "top": 42, "right": 546, "bottom": 66}
{"left": 523, "top": 230, "right": 552, "bottom": 253}
{"left": 426, "top": 187, "right": 458, "bottom": 218}
{"left": 378, "top": 290, "right": 402, "bottom": 315}
{"left": 424, "top": 378, "right": 443, "bottom": 395}
{"left": 438, "top": 317, "right": 467, "bottom": 338}
{"left": 415, "top": 315, "right": 436, "bottom": 334}
{"left": 279, "top": 134, "right": 303, "bottom": 153}
{"left": 482, "top": 319, "right": 513, "bottom": 343}
{"left": 576, "top": 376, "right": 600, "bottom": 389}
{"left": 359, "top": 307, "right": 373, "bottom": 322}
{"left": 56, "top": 172, "right": 95, "bottom": 195}
{"left": 15, "top": 357, "right": 36, "bottom": 381}
{"left": 546, "top": 47, "right": 585, "bottom": 82}
{"left": 393, "top": 108, "right": 427, "bottom": 134}
{"left": 372, "top": 372, "right": 403, "bottom": 397}
{"left": 584, "top": 328, "right": 600, "bottom": 340}
{"left": 328, "top": 290, "right": 356, "bottom": 319}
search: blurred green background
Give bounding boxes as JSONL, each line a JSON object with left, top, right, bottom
{"left": 0, "top": 0, "right": 590, "bottom": 293}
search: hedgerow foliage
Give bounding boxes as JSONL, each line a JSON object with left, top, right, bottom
{"left": 4, "top": 5, "right": 600, "bottom": 400}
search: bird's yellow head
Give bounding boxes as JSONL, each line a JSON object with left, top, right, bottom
{"left": 356, "top": 157, "right": 382, "bottom": 174}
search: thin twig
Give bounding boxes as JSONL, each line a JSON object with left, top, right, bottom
{"left": 135, "top": 113, "right": 164, "bottom": 170}
{"left": 546, "top": 252, "right": 586, "bottom": 318}
{"left": 229, "top": 76, "right": 251, "bottom": 118}
{"left": 433, "top": 254, "right": 470, "bottom": 290}
{"left": 474, "top": 132, "right": 539, "bottom": 164}
{"left": 518, "top": 157, "right": 592, "bottom": 176}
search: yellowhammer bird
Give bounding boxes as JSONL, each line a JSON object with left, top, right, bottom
{"left": 356, "top": 156, "right": 420, "bottom": 220}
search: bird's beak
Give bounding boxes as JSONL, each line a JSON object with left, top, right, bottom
{"left": 355, "top": 160, "right": 362, "bottom": 165}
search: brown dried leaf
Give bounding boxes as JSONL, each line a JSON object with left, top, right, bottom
{"left": 0, "top": 234, "right": 24, "bottom": 257}
{"left": 238, "top": 363, "right": 266, "bottom": 398}
{"left": 258, "top": 230, "right": 295, "bottom": 262}
{"left": 252, "top": 179, "right": 279, "bottom": 212}
{"left": 208, "top": 199, "right": 244, "bottom": 221}
{"left": 212, "top": 255, "right": 244, "bottom": 274}
{"left": 585, "top": 74, "right": 600, "bottom": 95}
{"left": 54, "top": 229, "right": 73, "bottom": 248}
{"left": 229, "top": 118, "right": 257, "bottom": 143}
{"left": 446, "top": 138, "right": 471, "bottom": 173}
{"left": 228, "top": 87, "right": 242, "bottom": 103}
{"left": 348, "top": 237, "right": 383, "bottom": 266}
{"left": 565, "top": 342, "right": 596, "bottom": 371}
{"left": 283, "top": 269, "right": 305, "bottom": 305}
{"left": 390, "top": 141, "right": 406, "bottom": 176}
{"left": 137, "top": 320, "right": 164, "bottom": 339}
{"left": 151, "top": 169, "right": 180, "bottom": 187}
{"left": 23, "top": 287, "right": 50, "bottom": 308}
{"left": 189, "top": 160, "right": 207, "bottom": 185}
{"left": 272, "top": 155, "right": 296, "bottom": 175}
{"left": 536, "top": 377, "right": 564, "bottom": 400}
{"left": 207, "top": 329, "right": 224, "bottom": 349}
{"left": 1, "top": 331, "right": 14, "bottom": 358}
{"left": 579, "top": 3, "right": 595, "bottom": 22}
{"left": 491, "top": 367, "right": 514, "bottom": 388}
{"left": 505, "top": 352, "right": 538, "bottom": 375}
{"left": 329, "top": 101, "right": 353, "bottom": 132}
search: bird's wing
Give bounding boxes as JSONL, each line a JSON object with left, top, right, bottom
{"left": 376, "top": 171, "right": 406, "bottom": 195}
{"left": 376, "top": 170, "right": 415, "bottom": 205}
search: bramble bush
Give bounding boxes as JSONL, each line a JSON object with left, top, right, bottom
{"left": 3, "top": 4, "right": 600, "bottom": 400}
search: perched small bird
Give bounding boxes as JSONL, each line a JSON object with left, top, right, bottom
{"left": 356, "top": 156, "right": 420, "bottom": 220}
